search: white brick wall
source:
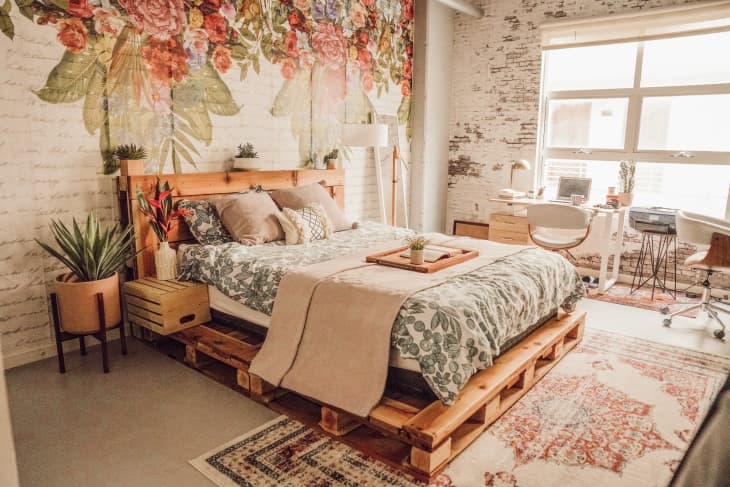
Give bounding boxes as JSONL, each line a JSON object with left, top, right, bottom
{"left": 446, "top": 0, "right": 729, "bottom": 289}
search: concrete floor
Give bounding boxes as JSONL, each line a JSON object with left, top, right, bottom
{"left": 5, "top": 298, "right": 730, "bottom": 487}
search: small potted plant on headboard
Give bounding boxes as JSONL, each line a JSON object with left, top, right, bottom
{"left": 234, "top": 142, "right": 262, "bottom": 171}
{"left": 406, "top": 235, "right": 429, "bottom": 265}
{"left": 618, "top": 160, "right": 636, "bottom": 207}
{"left": 35, "top": 213, "right": 139, "bottom": 333}
{"left": 324, "top": 149, "right": 340, "bottom": 170}
{"left": 136, "top": 179, "right": 188, "bottom": 280}
{"left": 114, "top": 144, "right": 148, "bottom": 176}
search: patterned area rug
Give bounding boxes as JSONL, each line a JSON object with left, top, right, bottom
{"left": 586, "top": 282, "right": 701, "bottom": 316}
{"left": 190, "top": 330, "right": 730, "bottom": 487}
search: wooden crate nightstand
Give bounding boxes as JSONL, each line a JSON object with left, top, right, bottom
{"left": 123, "top": 278, "right": 211, "bottom": 335}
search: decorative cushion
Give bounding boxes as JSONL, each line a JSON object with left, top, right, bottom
{"left": 270, "top": 182, "right": 354, "bottom": 232}
{"left": 177, "top": 199, "right": 233, "bottom": 246}
{"left": 276, "top": 203, "right": 334, "bottom": 245}
{"left": 213, "top": 192, "right": 284, "bottom": 245}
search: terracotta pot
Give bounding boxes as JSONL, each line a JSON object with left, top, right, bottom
{"left": 410, "top": 249, "right": 424, "bottom": 265}
{"left": 233, "top": 157, "right": 263, "bottom": 171}
{"left": 618, "top": 192, "right": 634, "bottom": 207}
{"left": 155, "top": 241, "right": 177, "bottom": 280}
{"left": 54, "top": 273, "right": 121, "bottom": 333}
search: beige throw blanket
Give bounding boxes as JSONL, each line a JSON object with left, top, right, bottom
{"left": 249, "top": 236, "right": 527, "bottom": 417}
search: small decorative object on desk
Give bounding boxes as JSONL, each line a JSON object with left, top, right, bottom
{"left": 233, "top": 142, "right": 262, "bottom": 171}
{"left": 406, "top": 235, "right": 428, "bottom": 265}
{"left": 324, "top": 149, "right": 340, "bottom": 170}
{"left": 618, "top": 160, "right": 636, "bottom": 207}
{"left": 113, "top": 143, "right": 148, "bottom": 176}
{"left": 136, "top": 179, "right": 189, "bottom": 280}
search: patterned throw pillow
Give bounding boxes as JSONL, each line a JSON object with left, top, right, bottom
{"left": 177, "top": 199, "right": 233, "bottom": 246}
{"left": 275, "top": 203, "right": 334, "bottom": 245}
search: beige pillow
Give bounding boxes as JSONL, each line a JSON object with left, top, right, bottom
{"left": 213, "top": 192, "right": 284, "bottom": 245}
{"left": 276, "top": 203, "right": 334, "bottom": 245}
{"left": 270, "top": 183, "right": 353, "bottom": 232}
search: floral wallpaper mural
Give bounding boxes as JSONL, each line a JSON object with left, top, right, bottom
{"left": 0, "top": 0, "right": 413, "bottom": 173}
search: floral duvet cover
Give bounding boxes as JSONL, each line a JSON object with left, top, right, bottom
{"left": 179, "top": 222, "right": 585, "bottom": 403}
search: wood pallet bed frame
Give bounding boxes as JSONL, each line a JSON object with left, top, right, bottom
{"left": 118, "top": 168, "right": 586, "bottom": 482}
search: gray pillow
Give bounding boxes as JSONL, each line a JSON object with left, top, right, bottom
{"left": 213, "top": 192, "right": 284, "bottom": 245}
{"left": 177, "top": 199, "right": 233, "bottom": 246}
{"left": 270, "top": 183, "right": 353, "bottom": 232}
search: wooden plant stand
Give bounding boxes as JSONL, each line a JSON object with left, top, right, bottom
{"left": 51, "top": 293, "right": 127, "bottom": 374}
{"left": 157, "top": 311, "right": 586, "bottom": 482}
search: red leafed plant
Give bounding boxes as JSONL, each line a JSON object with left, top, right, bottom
{"left": 136, "top": 179, "right": 187, "bottom": 243}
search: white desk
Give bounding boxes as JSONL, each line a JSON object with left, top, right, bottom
{"left": 489, "top": 198, "right": 627, "bottom": 294}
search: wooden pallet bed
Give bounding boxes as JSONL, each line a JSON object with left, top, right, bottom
{"left": 118, "top": 168, "right": 586, "bottom": 482}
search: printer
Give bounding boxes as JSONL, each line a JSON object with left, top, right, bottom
{"left": 628, "top": 207, "right": 678, "bottom": 234}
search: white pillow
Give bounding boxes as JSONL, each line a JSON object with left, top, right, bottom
{"left": 275, "top": 203, "right": 334, "bottom": 245}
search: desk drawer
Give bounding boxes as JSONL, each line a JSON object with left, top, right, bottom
{"left": 453, "top": 221, "right": 489, "bottom": 240}
{"left": 489, "top": 229, "right": 530, "bottom": 245}
{"left": 489, "top": 214, "right": 528, "bottom": 233}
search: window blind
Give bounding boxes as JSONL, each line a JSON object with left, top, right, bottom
{"left": 540, "top": 1, "right": 730, "bottom": 49}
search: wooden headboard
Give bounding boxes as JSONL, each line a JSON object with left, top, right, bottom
{"left": 117, "top": 168, "right": 346, "bottom": 278}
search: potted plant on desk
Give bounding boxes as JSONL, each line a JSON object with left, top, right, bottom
{"left": 136, "top": 179, "right": 188, "bottom": 280}
{"left": 35, "top": 214, "right": 139, "bottom": 334}
{"left": 618, "top": 160, "right": 636, "bottom": 207}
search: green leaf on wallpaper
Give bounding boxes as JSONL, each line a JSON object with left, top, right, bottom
{"left": 239, "top": 63, "right": 249, "bottom": 81}
{"left": 230, "top": 44, "right": 249, "bottom": 60}
{"left": 172, "top": 129, "right": 200, "bottom": 157}
{"left": 14, "top": 0, "right": 33, "bottom": 20}
{"left": 251, "top": 55, "right": 260, "bottom": 75}
{"left": 48, "top": 0, "right": 68, "bottom": 10}
{"left": 239, "top": 27, "right": 256, "bottom": 42}
{"left": 82, "top": 63, "right": 107, "bottom": 134}
{"left": 260, "top": 33, "right": 273, "bottom": 60}
{"left": 194, "top": 65, "right": 240, "bottom": 116}
{"left": 272, "top": 80, "right": 295, "bottom": 117}
{"left": 158, "top": 138, "right": 171, "bottom": 174}
{"left": 172, "top": 87, "right": 213, "bottom": 145}
{"left": 35, "top": 49, "right": 99, "bottom": 103}
{"left": 0, "top": 0, "right": 14, "bottom": 40}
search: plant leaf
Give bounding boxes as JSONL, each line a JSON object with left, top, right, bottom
{"left": 14, "top": 0, "right": 32, "bottom": 19}
{"left": 0, "top": 1, "right": 14, "bottom": 40}
{"left": 83, "top": 62, "right": 107, "bottom": 134}
{"left": 189, "top": 65, "right": 240, "bottom": 116}
{"left": 35, "top": 48, "right": 100, "bottom": 103}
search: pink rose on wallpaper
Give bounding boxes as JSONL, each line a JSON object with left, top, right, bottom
{"left": 284, "top": 31, "right": 299, "bottom": 58}
{"left": 93, "top": 8, "right": 125, "bottom": 37}
{"left": 219, "top": 2, "right": 236, "bottom": 23}
{"left": 68, "top": 0, "right": 94, "bottom": 19}
{"left": 280, "top": 58, "right": 297, "bottom": 80}
{"left": 57, "top": 19, "right": 88, "bottom": 53}
{"left": 357, "top": 48, "right": 372, "bottom": 71}
{"left": 142, "top": 37, "right": 189, "bottom": 86}
{"left": 360, "top": 71, "right": 374, "bottom": 92}
{"left": 350, "top": 1, "right": 367, "bottom": 29}
{"left": 150, "top": 84, "right": 172, "bottom": 113}
{"left": 312, "top": 21, "right": 347, "bottom": 69}
{"left": 361, "top": 0, "right": 374, "bottom": 6}
{"left": 212, "top": 45, "right": 232, "bottom": 73}
{"left": 120, "top": 0, "right": 186, "bottom": 40}
{"left": 204, "top": 13, "right": 228, "bottom": 44}
{"left": 403, "top": 0, "right": 414, "bottom": 21}
{"left": 299, "top": 50, "right": 313, "bottom": 69}
{"left": 184, "top": 27, "right": 209, "bottom": 54}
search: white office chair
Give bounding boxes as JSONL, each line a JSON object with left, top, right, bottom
{"left": 661, "top": 210, "right": 730, "bottom": 340}
{"left": 527, "top": 204, "right": 593, "bottom": 260}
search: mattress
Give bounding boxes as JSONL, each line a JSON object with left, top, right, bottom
{"left": 180, "top": 221, "right": 586, "bottom": 403}
{"left": 208, "top": 285, "right": 423, "bottom": 372}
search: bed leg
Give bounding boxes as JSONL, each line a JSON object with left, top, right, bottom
{"left": 236, "top": 369, "right": 250, "bottom": 391}
{"left": 250, "top": 374, "right": 280, "bottom": 403}
{"left": 410, "top": 438, "right": 452, "bottom": 474}
{"left": 319, "top": 406, "right": 361, "bottom": 436}
{"left": 185, "top": 345, "right": 199, "bottom": 369}
{"left": 516, "top": 359, "right": 536, "bottom": 388}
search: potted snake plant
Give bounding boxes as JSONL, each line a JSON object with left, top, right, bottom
{"left": 114, "top": 143, "right": 148, "bottom": 176}
{"left": 36, "top": 213, "right": 140, "bottom": 334}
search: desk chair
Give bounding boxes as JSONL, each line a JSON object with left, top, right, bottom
{"left": 661, "top": 210, "right": 730, "bottom": 340}
{"left": 526, "top": 203, "right": 593, "bottom": 261}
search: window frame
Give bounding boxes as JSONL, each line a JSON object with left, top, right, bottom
{"left": 537, "top": 40, "right": 730, "bottom": 190}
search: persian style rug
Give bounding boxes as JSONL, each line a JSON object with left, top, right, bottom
{"left": 190, "top": 330, "right": 730, "bottom": 487}
{"left": 586, "top": 282, "right": 700, "bottom": 316}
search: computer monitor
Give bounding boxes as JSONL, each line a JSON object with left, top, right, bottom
{"left": 555, "top": 177, "right": 592, "bottom": 202}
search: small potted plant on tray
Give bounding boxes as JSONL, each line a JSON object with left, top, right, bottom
{"left": 35, "top": 214, "right": 139, "bottom": 334}
{"left": 114, "top": 144, "right": 148, "bottom": 176}
{"left": 234, "top": 142, "right": 262, "bottom": 171}
{"left": 618, "top": 160, "right": 636, "bottom": 207}
{"left": 406, "top": 235, "right": 429, "bottom": 265}
{"left": 136, "top": 179, "right": 188, "bottom": 280}
{"left": 324, "top": 149, "right": 340, "bottom": 170}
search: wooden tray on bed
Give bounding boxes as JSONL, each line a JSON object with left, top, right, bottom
{"left": 365, "top": 245, "right": 479, "bottom": 273}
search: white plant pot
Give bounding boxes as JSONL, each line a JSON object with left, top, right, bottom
{"left": 618, "top": 192, "right": 634, "bottom": 207}
{"left": 410, "top": 249, "right": 424, "bottom": 265}
{"left": 155, "top": 241, "right": 177, "bottom": 280}
{"left": 234, "top": 157, "right": 263, "bottom": 171}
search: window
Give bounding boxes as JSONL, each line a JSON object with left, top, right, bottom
{"left": 538, "top": 30, "right": 730, "bottom": 216}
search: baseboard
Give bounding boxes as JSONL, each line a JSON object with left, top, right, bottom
{"left": 2, "top": 329, "right": 121, "bottom": 370}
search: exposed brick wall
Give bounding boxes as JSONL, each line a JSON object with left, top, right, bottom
{"left": 447, "top": 0, "right": 729, "bottom": 289}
